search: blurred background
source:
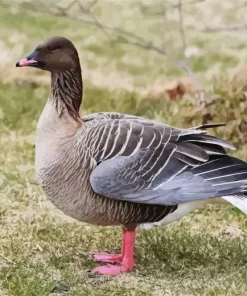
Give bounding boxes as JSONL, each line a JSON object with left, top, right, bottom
{"left": 1, "top": 1, "right": 247, "bottom": 295}
{"left": 1, "top": 0, "right": 247, "bottom": 148}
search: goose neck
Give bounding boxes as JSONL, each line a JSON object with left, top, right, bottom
{"left": 50, "top": 67, "right": 83, "bottom": 123}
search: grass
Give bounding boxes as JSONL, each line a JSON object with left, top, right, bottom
{"left": 1, "top": 79, "right": 247, "bottom": 295}
{"left": 1, "top": 0, "right": 247, "bottom": 295}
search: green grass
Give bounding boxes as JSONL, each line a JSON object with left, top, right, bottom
{"left": 1, "top": 0, "right": 247, "bottom": 295}
{"left": 1, "top": 217, "right": 247, "bottom": 295}
{"left": 1, "top": 80, "right": 247, "bottom": 295}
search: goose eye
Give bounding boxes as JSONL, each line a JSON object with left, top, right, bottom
{"left": 48, "top": 46, "right": 60, "bottom": 53}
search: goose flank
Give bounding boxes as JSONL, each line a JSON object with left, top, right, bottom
{"left": 16, "top": 36, "right": 247, "bottom": 276}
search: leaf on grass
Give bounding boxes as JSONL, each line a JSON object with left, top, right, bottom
{"left": 145, "top": 76, "right": 197, "bottom": 100}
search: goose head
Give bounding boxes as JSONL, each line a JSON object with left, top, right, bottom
{"left": 16, "top": 36, "right": 83, "bottom": 123}
{"left": 16, "top": 36, "right": 80, "bottom": 73}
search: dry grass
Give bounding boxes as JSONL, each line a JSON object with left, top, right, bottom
{"left": 1, "top": 1, "right": 247, "bottom": 295}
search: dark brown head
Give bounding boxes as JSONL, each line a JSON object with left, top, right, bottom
{"left": 16, "top": 36, "right": 80, "bottom": 72}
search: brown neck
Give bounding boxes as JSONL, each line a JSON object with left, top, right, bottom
{"left": 50, "top": 65, "right": 83, "bottom": 123}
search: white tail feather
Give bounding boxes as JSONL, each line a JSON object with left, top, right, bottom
{"left": 222, "top": 195, "right": 247, "bottom": 214}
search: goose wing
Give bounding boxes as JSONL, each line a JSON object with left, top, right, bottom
{"left": 86, "top": 114, "right": 247, "bottom": 205}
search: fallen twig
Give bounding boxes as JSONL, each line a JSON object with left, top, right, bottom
{"left": 0, "top": 253, "right": 15, "bottom": 265}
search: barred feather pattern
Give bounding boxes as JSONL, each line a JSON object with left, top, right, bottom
{"left": 36, "top": 72, "right": 178, "bottom": 225}
{"left": 37, "top": 142, "right": 178, "bottom": 225}
{"left": 36, "top": 70, "right": 247, "bottom": 227}
{"left": 50, "top": 67, "right": 83, "bottom": 123}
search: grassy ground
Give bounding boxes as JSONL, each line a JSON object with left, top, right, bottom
{"left": 1, "top": 1, "right": 247, "bottom": 295}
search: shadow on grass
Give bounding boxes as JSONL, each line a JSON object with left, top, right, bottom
{"left": 136, "top": 226, "right": 247, "bottom": 277}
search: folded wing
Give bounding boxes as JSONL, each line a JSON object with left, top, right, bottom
{"left": 87, "top": 115, "right": 247, "bottom": 205}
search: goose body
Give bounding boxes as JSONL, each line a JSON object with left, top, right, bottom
{"left": 16, "top": 36, "right": 247, "bottom": 276}
{"left": 36, "top": 105, "right": 178, "bottom": 225}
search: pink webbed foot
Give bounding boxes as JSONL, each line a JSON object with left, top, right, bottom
{"left": 92, "top": 253, "right": 123, "bottom": 263}
{"left": 92, "top": 264, "right": 128, "bottom": 276}
{"left": 92, "top": 228, "right": 136, "bottom": 276}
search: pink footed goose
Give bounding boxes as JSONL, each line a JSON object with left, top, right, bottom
{"left": 16, "top": 36, "right": 247, "bottom": 276}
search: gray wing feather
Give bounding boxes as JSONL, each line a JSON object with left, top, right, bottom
{"left": 90, "top": 154, "right": 247, "bottom": 205}
{"left": 86, "top": 112, "right": 245, "bottom": 205}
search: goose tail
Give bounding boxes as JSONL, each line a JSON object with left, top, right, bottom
{"left": 222, "top": 194, "right": 247, "bottom": 214}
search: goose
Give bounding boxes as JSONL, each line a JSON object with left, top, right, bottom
{"left": 16, "top": 36, "right": 247, "bottom": 276}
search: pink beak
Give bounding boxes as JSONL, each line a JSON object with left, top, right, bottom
{"left": 16, "top": 58, "right": 37, "bottom": 67}
{"left": 16, "top": 50, "right": 39, "bottom": 67}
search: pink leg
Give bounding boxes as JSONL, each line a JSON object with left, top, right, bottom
{"left": 92, "top": 253, "right": 123, "bottom": 263}
{"left": 92, "top": 230, "right": 136, "bottom": 276}
{"left": 92, "top": 228, "right": 126, "bottom": 263}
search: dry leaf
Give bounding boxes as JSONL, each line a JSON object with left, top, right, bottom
{"left": 145, "top": 76, "right": 196, "bottom": 100}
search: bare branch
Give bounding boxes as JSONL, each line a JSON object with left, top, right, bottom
{"left": 37, "top": 1, "right": 188, "bottom": 72}
{"left": 21, "top": 0, "right": 202, "bottom": 92}
{"left": 201, "top": 23, "right": 247, "bottom": 33}
{"left": 84, "top": 0, "right": 99, "bottom": 12}
{"left": 171, "top": 0, "right": 206, "bottom": 9}
{"left": 76, "top": 0, "right": 98, "bottom": 13}
{"left": 75, "top": 15, "right": 193, "bottom": 74}
{"left": 177, "top": 0, "right": 202, "bottom": 90}
{"left": 178, "top": 0, "right": 187, "bottom": 49}
{"left": 64, "top": 0, "right": 77, "bottom": 11}
{"left": 57, "top": 1, "right": 201, "bottom": 87}
{"left": 52, "top": 0, "right": 78, "bottom": 16}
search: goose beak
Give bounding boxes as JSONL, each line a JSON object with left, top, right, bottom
{"left": 16, "top": 50, "right": 39, "bottom": 67}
